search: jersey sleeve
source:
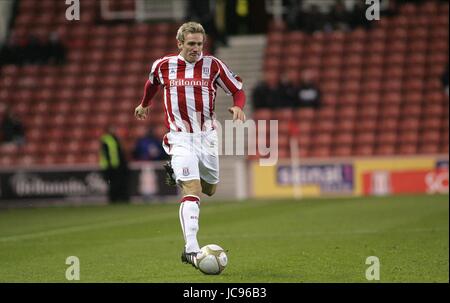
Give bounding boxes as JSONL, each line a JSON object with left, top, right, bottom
{"left": 214, "top": 58, "right": 243, "bottom": 96}
{"left": 149, "top": 58, "right": 163, "bottom": 85}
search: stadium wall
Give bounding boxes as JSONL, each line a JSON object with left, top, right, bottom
{"left": 0, "top": 162, "right": 178, "bottom": 206}
{"left": 250, "top": 155, "right": 449, "bottom": 198}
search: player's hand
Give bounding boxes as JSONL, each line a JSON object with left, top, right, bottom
{"left": 134, "top": 104, "right": 149, "bottom": 120}
{"left": 228, "top": 106, "right": 246, "bottom": 122}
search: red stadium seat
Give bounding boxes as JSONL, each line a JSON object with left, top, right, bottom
{"left": 358, "top": 119, "right": 377, "bottom": 132}
{"left": 382, "top": 79, "right": 402, "bottom": 92}
{"left": 403, "top": 92, "right": 423, "bottom": 105}
{"left": 378, "top": 117, "right": 398, "bottom": 132}
{"left": 360, "top": 92, "right": 380, "bottom": 105}
{"left": 272, "top": 108, "right": 293, "bottom": 121}
{"left": 295, "top": 108, "right": 315, "bottom": 121}
{"left": 334, "top": 146, "right": 353, "bottom": 157}
{"left": 297, "top": 133, "right": 311, "bottom": 147}
{"left": 314, "top": 120, "right": 334, "bottom": 133}
{"left": 382, "top": 92, "right": 402, "bottom": 105}
{"left": 338, "top": 106, "right": 357, "bottom": 120}
{"left": 377, "top": 131, "right": 397, "bottom": 145}
{"left": 401, "top": 105, "right": 422, "bottom": 118}
{"left": 312, "top": 133, "right": 332, "bottom": 146}
{"left": 354, "top": 144, "right": 374, "bottom": 156}
{"left": 418, "top": 144, "right": 440, "bottom": 154}
{"left": 316, "top": 107, "right": 335, "bottom": 121}
{"left": 421, "top": 130, "right": 441, "bottom": 145}
{"left": 422, "top": 117, "right": 442, "bottom": 131}
{"left": 363, "top": 68, "right": 383, "bottom": 81}
{"left": 358, "top": 105, "right": 378, "bottom": 120}
{"left": 399, "top": 130, "right": 419, "bottom": 145}
{"left": 375, "top": 144, "right": 396, "bottom": 156}
{"left": 253, "top": 109, "right": 272, "bottom": 121}
{"left": 399, "top": 3, "right": 417, "bottom": 16}
{"left": 355, "top": 131, "right": 376, "bottom": 145}
{"left": 398, "top": 143, "right": 418, "bottom": 155}
{"left": 309, "top": 146, "right": 331, "bottom": 158}
{"left": 334, "top": 133, "right": 354, "bottom": 146}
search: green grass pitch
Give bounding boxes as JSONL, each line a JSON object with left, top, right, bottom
{"left": 0, "top": 194, "right": 448, "bottom": 282}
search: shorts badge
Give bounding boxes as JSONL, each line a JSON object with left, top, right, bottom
{"left": 182, "top": 167, "right": 190, "bottom": 176}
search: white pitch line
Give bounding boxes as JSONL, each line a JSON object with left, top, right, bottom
{"left": 201, "top": 228, "right": 449, "bottom": 239}
{"left": 0, "top": 215, "right": 165, "bottom": 243}
{"left": 0, "top": 220, "right": 447, "bottom": 244}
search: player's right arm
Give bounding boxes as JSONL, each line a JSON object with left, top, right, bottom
{"left": 135, "top": 79, "right": 159, "bottom": 120}
{"left": 134, "top": 59, "right": 164, "bottom": 120}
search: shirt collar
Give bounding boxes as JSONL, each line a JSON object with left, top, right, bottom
{"left": 177, "top": 52, "right": 203, "bottom": 64}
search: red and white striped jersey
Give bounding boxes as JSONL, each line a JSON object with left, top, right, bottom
{"left": 149, "top": 53, "right": 243, "bottom": 133}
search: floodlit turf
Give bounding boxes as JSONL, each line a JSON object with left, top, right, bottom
{"left": 0, "top": 194, "right": 448, "bottom": 283}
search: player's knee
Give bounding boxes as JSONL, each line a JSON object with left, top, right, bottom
{"left": 180, "top": 180, "right": 202, "bottom": 197}
{"left": 202, "top": 184, "right": 217, "bottom": 196}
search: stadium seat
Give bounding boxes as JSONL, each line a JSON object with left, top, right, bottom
{"left": 309, "top": 146, "right": 331, "bottom": 158}
{"left": 418, "top": 144, "right": 439, "bottom": 154}
{"left": 375, "top": 144, "right": 396, "bottom": 156}
{"left": 335, "top": 119, "right": 355, "bottom": 133}
{"left": 334, "top": 146, "right": 353, "bottom": 157}
{"left": 358, "top": 105, "right": 378, "bottom": 120}
{"left": 358, "top": 119, "right": 377, "bottom": 132}
{"left": 377, "top": 117, "right": 398, "bottom": 132}
{"left": 398, "top": 143, "right": 418, "bottom": 155}
{"left": 398, "top": 118, "right": 420, "bottom": 131}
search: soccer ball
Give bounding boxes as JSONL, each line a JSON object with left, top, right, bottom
{"left": 197, "top": 244, "right": 228, "bottom": 275}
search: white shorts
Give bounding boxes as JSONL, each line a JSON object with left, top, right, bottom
{"left": 162, "top": 130, "right": 219, "bottom": 184}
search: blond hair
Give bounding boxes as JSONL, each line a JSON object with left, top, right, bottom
{"left": 176, "top": 21, "right": 206, "bottom": 43}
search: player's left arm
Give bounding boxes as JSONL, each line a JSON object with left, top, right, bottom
{"left": 215, "top": 58, "right": 246, "bottom": 122}
{"left": 228, "top": 89, "right": 246, "bottom": 122}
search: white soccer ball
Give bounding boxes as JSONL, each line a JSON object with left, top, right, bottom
{"left": 197, "top": 244, "right": 228, "bottom": 275}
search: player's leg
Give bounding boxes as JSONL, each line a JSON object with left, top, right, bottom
{"left": 162, "top": 132, "right": 202, "bottom": 267}
{"left": 178, "top": 179, "right": 202, "bottom": 268}
{"left": 201, "top": 179, "right": 217, "bottom": 196}
{"left": 171, "top": 151, "right": 203, "bottom": 268}
{"left": 179, "top": 179, "right": 202, "bottom": 249}
{"left": 199, "top": 130, "right": 220, "bottom": 196}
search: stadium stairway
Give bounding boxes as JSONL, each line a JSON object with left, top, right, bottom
{"left": 212, "top": 35, "right": 265, "bottom": 199}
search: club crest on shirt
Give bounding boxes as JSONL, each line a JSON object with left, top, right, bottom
{"left": 202, "top": 67, "right": 210, "bottom": 76}
{"left": 182, "top": 167, "right": 190, "bottom": 176}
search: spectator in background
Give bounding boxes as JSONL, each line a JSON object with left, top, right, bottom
{"left": 4, "top": 33, "right": 24, "bottom": 66}
{"left": 133, "top": 128, "right": 168, "bottom": 161}
{"left": 295, "top": 69, "right": 321, "bottom": 108}
{"left": 99, "top": 125, "right": 130, "bottom": 203}
{"left": 25, "top": 34, "right": 45, "bottom": 65}
{"left": 0, "top": 32, "right": 66, "bottom": 66}
{"left": 252, "top": 73, "right": 283, "bottom": 109}
{"left": 186, "top": 0, "right": 228, "bottom": 54}
{"left": 349, "top": 0, "right": 372, "bottom": 30}
{"left": 0, "top": 42, "right": 9, "bottom": 66}
{"left": 381, "top": 0, "right": 399, "bottom": 17}
{"left": 46, "top": 32, "right": 66, "bottom": 65}
{"left": 1, "top": 106, "right": 25, "bottom": 148}
{"left": 442, "top": 64, "right": 449, "bottom": 96}
{"left": 328, "top": 0, "right": 350, "bottom": 31}
{"left": 279, "top": 70, "right": 301, "bottom": 107}
{"left": 298, "top": 4, "right": 326, "bottom": 33}
{"left": 284, "top": 0, "right": 303, "bottom": 31}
